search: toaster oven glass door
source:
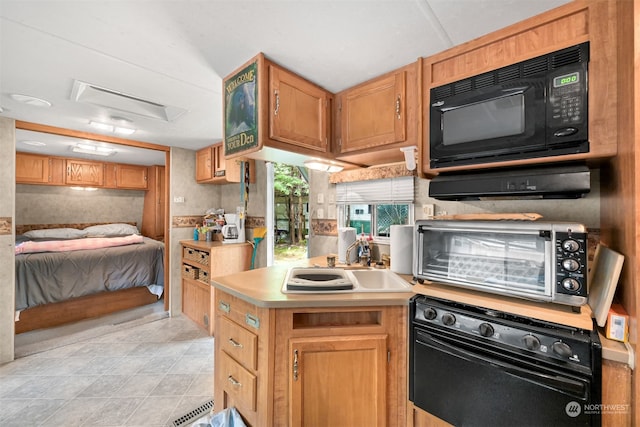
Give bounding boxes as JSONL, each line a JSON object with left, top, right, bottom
{"left": 417, "top": 228, "right": 552, "bottom": 298}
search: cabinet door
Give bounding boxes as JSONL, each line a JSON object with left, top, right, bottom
{"left": 196, "top": 146, "right": 213, "bottom": 182}
{"left": 16, "top": 152, "right": 49, "bottom": 183}
{"left": 212, "top": 143, "right": 226, "bottom": 177}
{"left": 340, "top": 70, "right": 406, "bottom": 153}
{"left": 141, "top": 165, "right": 165, "bottom": 240}
{"left": 65, "top": 159, "right": 104, "bottom": 186}
{"left": 289, "top": 335, "right": 387, "bottom": 426}
{"left": 103, "top": 163, "right": 118, "bottom": 188}
{"left": 116, "top": 164, "right": 148, "bottom": 189}
{"left": 269, "top": 65, "right": 330, "bottom": 152}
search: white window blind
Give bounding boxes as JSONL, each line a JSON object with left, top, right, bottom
{"left": 336, "top": 177, "right": 414, "bottom": 203}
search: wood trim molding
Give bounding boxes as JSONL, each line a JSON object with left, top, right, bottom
{"left": 329, "top": 163, "right": 415, "bottom": 184}
{"left": 15, "top": 120, "right": 170, "bottom": 152}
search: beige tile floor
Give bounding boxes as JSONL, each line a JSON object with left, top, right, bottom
{"left": 0, "top": 314, "right": 214, "bottom": 427}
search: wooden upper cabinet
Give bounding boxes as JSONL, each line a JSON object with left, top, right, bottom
{"left": 196, "top": 145, "right": 226, "bottom": 182}
{"left": 269, "top": 64, "right": 330, "bottom": 152}
{"left": 65, "top": 159, "right": 104, "bottom": 186}
{"left": 16, "top": 152, "right": 50, "bottom": 184}
{"left": 338, "top": 70, "right": 406, "bottom": 153}
{"left": 335, "top": 60, "right": 421, "bottom": 167}
{"left": 196, "top": 142, "right": 254, "bottom": 184}
{"left": 16, "top": 152, "right": 65, "bottom": 185}
{"left": 223, "top": 53, "right": 333, "bottom": 161}
{"left": 116, "top": 164, "right": 148, "bottom": 189}
{"left": 104, "top": 163, "right": 148, "bottom": 189}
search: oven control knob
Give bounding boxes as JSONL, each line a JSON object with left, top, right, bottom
{"left": 523, "top": 335, "right": 541, "bottom": 351}
{"left": 562, "top": 278, "right": 581, "bottom": 292}
{"left": 552, "top": 341, "right": 573, "bottom": 358}
{"left": 562, "top": 239, "right": 580, "bottom": 252}
{"left": 478, "top": 323, "right": 494, "bottom": 337}
{"left": 441, "top": 313, "right": 456, "bottom": 326}
{"left": 561, "top": 258, "right": 580, "bottom": 272}
{"left": 423, "top": 307, "right": 437, "bottom": 320}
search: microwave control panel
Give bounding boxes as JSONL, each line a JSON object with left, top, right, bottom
{"left": 548, "top": 63, "right": 588, "bottom": 137}
{"left": 554, "top": 231, "right": 588, "bottom": 297}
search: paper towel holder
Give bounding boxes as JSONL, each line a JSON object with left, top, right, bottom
{"left": 400, "top": 146, "right": 417, "bottom": 171}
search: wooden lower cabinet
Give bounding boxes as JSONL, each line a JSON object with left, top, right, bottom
{"left": 289, "top": 335, "right": 387, "bottom": 426}
{"left": 213, "top": 291, "right": 407, "bottom": 426}
{"left": 181, "top": 241, "right": 252, "bottom": 334}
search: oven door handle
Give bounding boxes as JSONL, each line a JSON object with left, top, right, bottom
{"left": 416, "top": 330, "right": 587, "bottom": 397}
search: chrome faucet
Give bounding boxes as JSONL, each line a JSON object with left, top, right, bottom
{"left": 345, "top": 239, "right": 375, "bottom": 266}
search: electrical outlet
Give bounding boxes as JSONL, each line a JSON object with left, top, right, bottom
{"left": 173, "top": 196, "right": 185, "bottom": 203}
{"left": 423, "top": 204, "right": 435, "bottom": 218}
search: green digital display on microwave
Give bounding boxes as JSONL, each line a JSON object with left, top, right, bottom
{"left": 553, "top": 72, "right": 580, "bottom": 88}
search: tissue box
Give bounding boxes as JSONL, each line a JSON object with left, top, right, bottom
{"left": 606, "top": 303, "right": 629, "bottom": 342}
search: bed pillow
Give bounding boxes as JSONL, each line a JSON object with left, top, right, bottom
{"left": 23, "top": 228, "right": 88, "bottom": 239}
{"left": 83, "top": 223, "right": 139, "bottom": 237}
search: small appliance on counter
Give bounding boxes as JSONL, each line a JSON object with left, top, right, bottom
{"left": 222, "top": 206, "right": 246, "bottom": 244}
{"left": 413, "top": 219, "right": 589, "bottom": 307}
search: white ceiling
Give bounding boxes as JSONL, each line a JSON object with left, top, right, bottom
{"left": 0, "top": 0, "right": 570, "bottom": 165}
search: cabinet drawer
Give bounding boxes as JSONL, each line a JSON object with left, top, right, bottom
{"left": 219, "top": 317, "right": 258, "bottom": 370}
{"left": 216, "top": 293, "right": 263, "bottom": 332}
{"left": 219, "top": 351, "right": 257, "bottom": 411}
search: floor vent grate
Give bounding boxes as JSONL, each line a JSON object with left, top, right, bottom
{"left": 171, "top": 399, "right": 214, "bottom": 427}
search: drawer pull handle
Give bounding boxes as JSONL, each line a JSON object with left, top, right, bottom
{"left": 219, "top": 301, "right": 230, "bottom": 313}
{"left": 245, "top": 313, "right": 260, "bottom": 329}
{"left": 293, "top": 349, "right": 299, "bottom": 381}
{"left": 228, "top": 375, "right": 242, "bottom": 387}
{"left": 228, "top": 338, "right": 243, "bottom": 348}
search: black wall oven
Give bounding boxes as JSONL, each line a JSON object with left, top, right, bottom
{"left": 409, "top": 295, "right": 602, "bottom": 426}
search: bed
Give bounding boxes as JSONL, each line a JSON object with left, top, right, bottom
{"left": 14, "top": 222, "right": 165, "bottom": 333}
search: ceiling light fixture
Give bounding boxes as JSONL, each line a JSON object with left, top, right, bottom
{"left": 304, "top": 159, "right": 344, "bottom": 173}
{"left": 89, "top": 120, "right": 136, "bottom": 135}
{"left": 71, "top": 143, "right": 117, "bottom": 157}
{"left": 10, "top": 94, "right": 52, "bottom": 108}
{"left": 20, "top": 140, "right": 47, "bottom": 147}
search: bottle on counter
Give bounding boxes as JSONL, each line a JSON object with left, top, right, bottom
{"left": 193, "top": 227, "right": 199, "bottom": 241}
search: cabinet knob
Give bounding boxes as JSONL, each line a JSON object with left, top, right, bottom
{"left": 396, "top": 95, "right": 401, "bottom": 119}
{"left": 293, "top": 349, "right": 299, "bottom": 381}
{"left": 274, "top": 90, "right": 280, "bottom": 116}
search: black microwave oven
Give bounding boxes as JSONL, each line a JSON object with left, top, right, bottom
{"left": 429, "top": 42, "right": 589, "bottom": 169}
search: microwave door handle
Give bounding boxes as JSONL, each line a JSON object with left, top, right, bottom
{"left": 416, "top": 331, "right": 587, "bottom": 398}
{"left": 439, "top": 87, "right": 528, "bottom": 112}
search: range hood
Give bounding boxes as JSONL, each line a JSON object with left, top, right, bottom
{"left": 429, "top": 164, "right": 591, "bottom": 201}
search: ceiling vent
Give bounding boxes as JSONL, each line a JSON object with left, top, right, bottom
{"left": 70, "top": 80, "right": 187, "bottom": 122}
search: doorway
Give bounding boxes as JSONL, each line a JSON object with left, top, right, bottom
{"left": 269, "top": 162, "right": 309, "bottom": 265}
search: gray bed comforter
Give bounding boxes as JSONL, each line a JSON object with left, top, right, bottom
{"left": 15, "top": 237, "right": 164, "bottom": 311}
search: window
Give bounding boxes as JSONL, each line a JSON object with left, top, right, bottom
{"left": 336, "top": 177, "right": 414, "bottom": 242}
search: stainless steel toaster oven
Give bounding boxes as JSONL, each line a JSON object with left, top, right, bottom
{"left": 413, "top": 220, "right": 588, "bottom": 307}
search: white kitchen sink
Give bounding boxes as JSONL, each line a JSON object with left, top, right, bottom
{"left": 282, "top": 267, "right": 412, "bottom": 293}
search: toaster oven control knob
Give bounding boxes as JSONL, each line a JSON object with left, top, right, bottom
{"left": 552, "top": 341, "right": 573, "bottom": 358}
{"left": 562, "top": 239, "right": 580, "bottom": 252}
{"left": 478, "top": 323, "right": 494, "bottom": 337}
{"left": 561, "top": 278, "right": 581, "bottom": 292}
{"left": 441, "top": 313, "right": 456, "bottom": 326}
{"left": 423, "top": 307, "right": 437, "bottom": 320}
{"left": 561, "top": 258, "right": 581, "bottom": 272}
{"left": 523, "top": 335, "right": 541, "bottom": 351}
